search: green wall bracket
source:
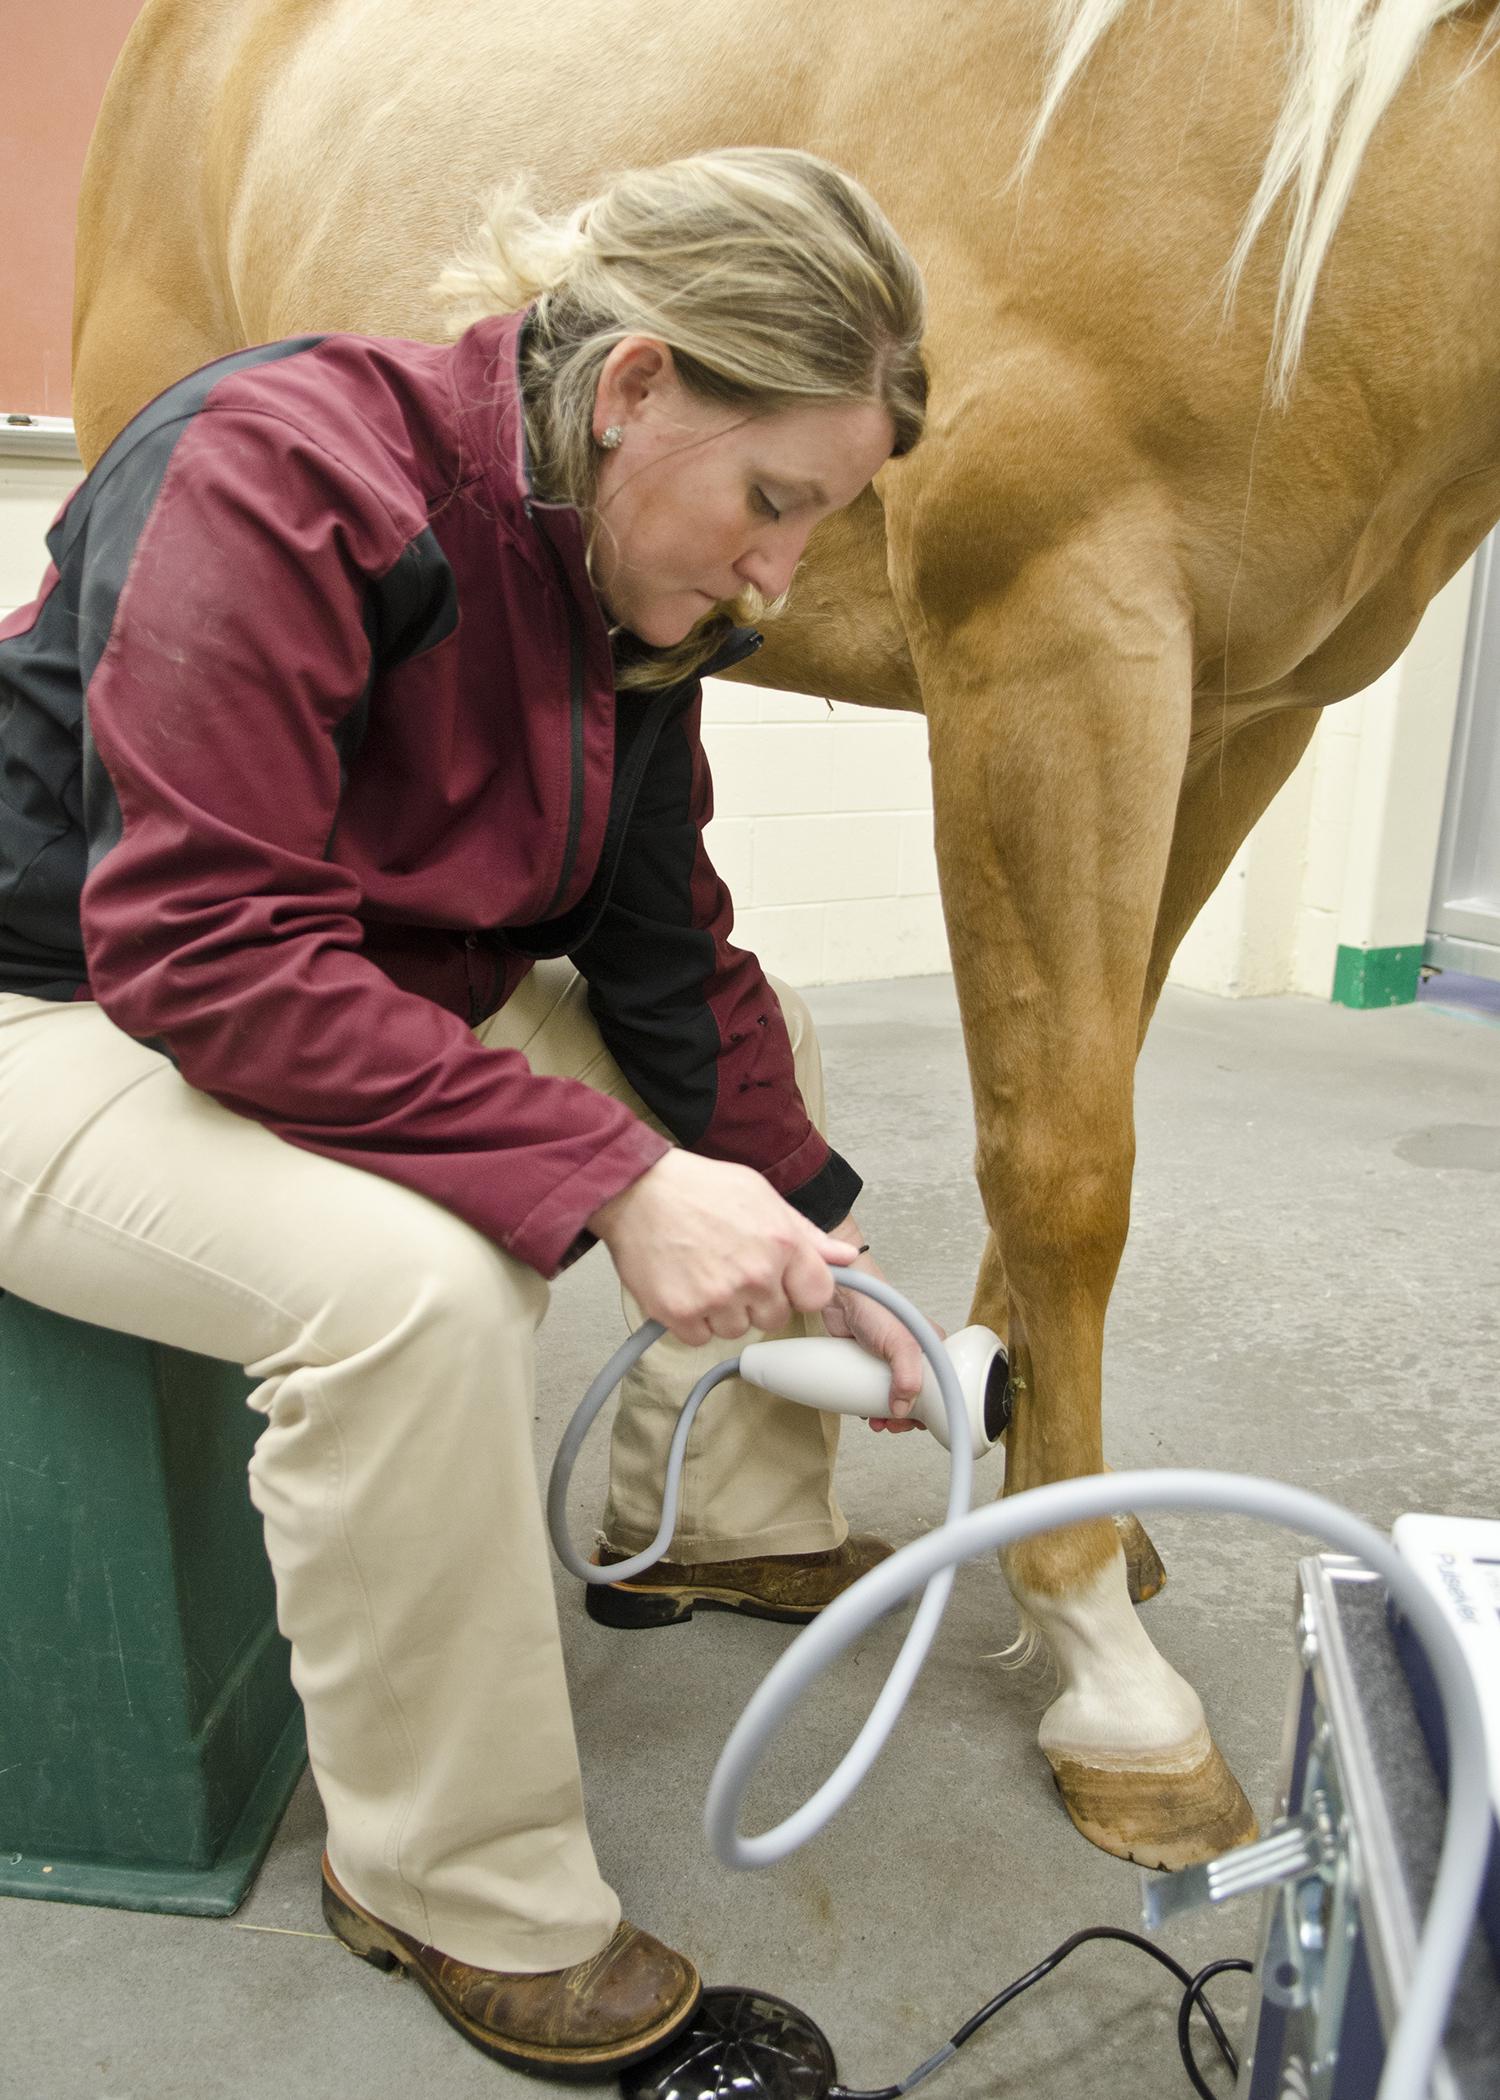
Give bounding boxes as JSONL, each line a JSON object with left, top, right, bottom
{"left": 1331, "top": 943, "right": 1423, "bottom": 1009}
{"left": 0, "top": 1296, "right": 304, "bottom": 1916}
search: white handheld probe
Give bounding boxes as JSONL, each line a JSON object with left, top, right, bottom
{"left": 737, "top": 1325, "right": 1010, "bottom": 1457}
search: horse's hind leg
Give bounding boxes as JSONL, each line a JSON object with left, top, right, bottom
{"left": 888, "top": 470, "right": 1256, "bottom": 1867}
{"left": 1142, "top": 703, "right": 1325, "bottom": 1027}
{"left": 1101, "top": 702, "right": 1325, "bottom": 1599}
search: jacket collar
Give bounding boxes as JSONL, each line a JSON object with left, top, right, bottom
{"left": 448, "top": 308, "right": 587, "bottom": 565}
{"left": 447, "top": 308, "right": 762, "bottom": 683}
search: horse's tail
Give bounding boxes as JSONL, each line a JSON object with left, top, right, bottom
{"left": 1019, "top": 0, "right": 1500, "bottom": 400}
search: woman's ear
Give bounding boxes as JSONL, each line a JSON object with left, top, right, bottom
{"left": 593, "top": 337, "right": 676, "bottom": 440}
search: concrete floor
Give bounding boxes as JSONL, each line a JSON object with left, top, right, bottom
{"left": 5, "top": 973, "right": 1497, "bottom": 2100}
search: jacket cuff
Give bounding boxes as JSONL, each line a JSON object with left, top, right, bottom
{"left": 556, "top": 1228, "right": 598, "bottom": 1272}
{"left": 507, "top": 1122, "right": 672, "bottom": 1277}
{"left": 782, "top": 1147, "right": 863, "bottom": 1233}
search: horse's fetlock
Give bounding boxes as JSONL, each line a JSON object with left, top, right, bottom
{"left": 1002, "top": 1517, "right": 1119, "bottom": 1604}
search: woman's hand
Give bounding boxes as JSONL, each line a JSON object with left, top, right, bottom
{"left": 587, "top": 1151, "right": 858, "bottom": 1346}
{"left": 820, "top": 1223, "right": 942, "bottom": 1432}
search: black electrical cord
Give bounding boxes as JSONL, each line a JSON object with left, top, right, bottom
{"left": 829, "top": 1927, "right": 1254, "bottom": 2100}
{"left": 1176, "top": 1957, "right": 1256, "bottom": 2100}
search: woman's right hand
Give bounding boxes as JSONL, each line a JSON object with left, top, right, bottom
{"left": 586, "top": 1150, "right": 859, "bottom": 1346}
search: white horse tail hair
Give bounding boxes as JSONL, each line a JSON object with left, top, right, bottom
{"left": 1017, "top": 0, "right": 1500, "bottom": 403}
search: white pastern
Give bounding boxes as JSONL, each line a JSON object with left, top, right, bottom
{"left": 1009, "top": 1548, "right": 1208, "bottom": 1767}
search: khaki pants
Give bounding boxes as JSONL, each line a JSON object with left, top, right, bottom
{"left": 0, "top": 962, "right": 845, "bottom": 1969}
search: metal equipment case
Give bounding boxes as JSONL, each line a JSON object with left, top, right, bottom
{"left": 1236, "top": 1556, "right": 1499, "bottom": 2099}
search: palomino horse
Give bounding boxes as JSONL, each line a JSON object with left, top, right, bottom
{"left": 69, "top": 0, "right": 1500, "bottom": 1870}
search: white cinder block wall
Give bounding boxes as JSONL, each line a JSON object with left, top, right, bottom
{"left": 0, "top": 450, "right": 1472, "bottom": 1000}
{"left": 699, "top": 683, "right": 944, "bottom": 986}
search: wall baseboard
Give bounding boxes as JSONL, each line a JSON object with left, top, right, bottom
{"left": 1331, "top": 942, "right": 1422, "bottom": 1009}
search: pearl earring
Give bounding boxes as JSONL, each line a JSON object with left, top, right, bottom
{"left": 599, "top": 425, "right": 624, "bottom": 450}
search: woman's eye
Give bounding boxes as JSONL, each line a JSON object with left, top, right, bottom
{"left": 752, "top": 487, "right": 782, "bottom": 522}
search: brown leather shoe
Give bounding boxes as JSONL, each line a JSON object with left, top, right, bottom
{"left": 320, "top": 1854, "right": 700, "bottom": 2080}
{"left": 584, "top": 1534, "right": 894, "bottom": 1628}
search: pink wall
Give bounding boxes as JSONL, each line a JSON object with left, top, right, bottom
{"left": 2, "top": 1, "right": 147, "bottom": 416}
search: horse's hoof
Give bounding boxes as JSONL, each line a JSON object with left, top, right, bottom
{"left": 1115, "top": 1512, "right": 1167, "bottom": 1604}
{"left": 1046, "top": 1736, "right": 1257, "bottom": 1869}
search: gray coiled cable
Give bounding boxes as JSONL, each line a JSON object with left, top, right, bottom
{"left": 550, "top": 1271, "right": 1488, "bottom": 2100}
{"left": 548, "top": 1271, "right": 974, "bottom": 1840}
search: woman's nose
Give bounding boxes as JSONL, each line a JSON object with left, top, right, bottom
{"left": 737, "top": 526, "right": 809, "bottom": 600}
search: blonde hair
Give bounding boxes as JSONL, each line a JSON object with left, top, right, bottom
{"left": 433, "top": 148, "right": 928, "bottom": 689}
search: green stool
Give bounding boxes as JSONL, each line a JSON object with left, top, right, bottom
{"left": 0, "top": 1295, "right": 306, "bottom": 1915}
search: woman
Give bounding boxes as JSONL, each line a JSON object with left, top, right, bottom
{"left": 0, "top": 149, "right": 927, "bottom": 2077}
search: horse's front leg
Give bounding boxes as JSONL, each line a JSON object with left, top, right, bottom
{"left": 974, "top": 1228, "right": 1168, "bottom": 1606}
{"left": 891, "top": 487, "right": 1257, "bottom": 1868}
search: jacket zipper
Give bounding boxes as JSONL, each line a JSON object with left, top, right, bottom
{"left": 590, "top": 628, "right": 764, "bottom": 901}
{"left": 506, "top": 625, "right": 765, "bottom": 961}
{"left": 523, "top": 509, "right": 762, "bottom": 937}
{"left": 533, "top": 528, "right": 588, "bottom": 920}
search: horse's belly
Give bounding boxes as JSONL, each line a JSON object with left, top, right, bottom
{"left": 1190, "top": 459, "right": 1500, "bottom": 733}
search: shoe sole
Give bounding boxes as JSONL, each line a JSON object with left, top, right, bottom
{"left": 321, "top": 1870, "right": 702, "bottom": 2081}
{"left": 585, "top": 1578, "right": 826, "bottom": 1630}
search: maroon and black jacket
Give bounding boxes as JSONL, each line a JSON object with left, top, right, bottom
{"left": 0, "top": 311, "right": 860, "bottom": 1275}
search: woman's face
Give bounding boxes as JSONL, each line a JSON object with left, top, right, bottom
{"left": 587, "top": 339, "right": 896, "bottom": 648}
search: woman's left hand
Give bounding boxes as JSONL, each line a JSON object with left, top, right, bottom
{"left": 819, "top": 1224, "right": 943, "bottom": 1432}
